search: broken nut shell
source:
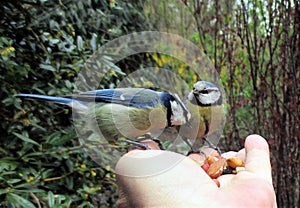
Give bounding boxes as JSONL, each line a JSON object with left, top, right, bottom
{"left": 226, "top": 157, "right": 245, "bottom": 169}
{"left": 207, "top": 158, "right": 226, "bottom": 179}
{"left": 205, "top": 156, "right": 219, "bottom": 165}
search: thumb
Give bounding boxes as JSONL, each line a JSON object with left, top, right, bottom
{"left": 244, "top": 134, "right": 273, "bottom": 184}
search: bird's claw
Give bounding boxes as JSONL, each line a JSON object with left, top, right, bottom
{"left": 202, "top": 137, "right": 222, "bottom": 155}
{"left": 124, "top": 139, "right": 151, "bottom": 150}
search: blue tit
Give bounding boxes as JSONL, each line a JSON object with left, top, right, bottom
{"left": 15, "top": 88, "right": 191, "bottom": 148}
{"left": 179, "top": 81, "right": 225, "bottom": 152}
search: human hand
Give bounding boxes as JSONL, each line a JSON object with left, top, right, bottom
{"left": 115, "top": 135, "right": 277, "bottom": 208}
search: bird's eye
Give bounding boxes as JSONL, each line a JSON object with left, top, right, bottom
{"left": 192, "top": 87, "right": 195, "bottom": 90}
{"left": 200, "top": 90, "right": 209, "bottom": 94}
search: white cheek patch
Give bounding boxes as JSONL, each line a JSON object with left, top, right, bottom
{"left": 198, "top": 89, "right": 221, "bottom": 104}
{"left": 170, "top": 100, "right": 186, "bottom": 125}
{"left": 207, "top": 90, "right": 221, "bottom": 103}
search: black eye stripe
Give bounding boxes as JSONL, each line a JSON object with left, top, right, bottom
{"left": 200, "top": 89, "right": 209, "bottom": 94}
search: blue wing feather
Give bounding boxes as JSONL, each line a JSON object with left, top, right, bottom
{"left": 71, "top": 88, "right": 163, "bottom": 109}
{"left": 15, "top": 88, "right": 167, "bottom": 109}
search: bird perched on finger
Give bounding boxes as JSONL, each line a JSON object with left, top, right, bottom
{"left": 179, "top": 81, "right": 225, "bottom": 153}
{"left": 15, "top": 88, "right": 191, "bottom": 149}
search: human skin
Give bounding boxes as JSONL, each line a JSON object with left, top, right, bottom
{"left": 115, "top": 135, "right": 277, "bottom": 208}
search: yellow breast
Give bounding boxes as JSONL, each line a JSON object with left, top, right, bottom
{"left": 180, "top": 101, "right": 225, "bottom": 140}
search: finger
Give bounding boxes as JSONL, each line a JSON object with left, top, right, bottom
{"left": 244, "top": 134, "right": 272, "bottom": 183}
{"left": 116, "top": 150, "right": 217, "bottom": 206}
{"left": 188, "top": 152, "right": 206, "bottom": 162}
{"left": 237, "top": 148, "right": 246, "bottom": 161}
{"left": 221, "top": 151, "right": 237, "bottom": 159}
{"left": 202, "top": 148, "right": 220, "bottom": 157}
{"left": 217, "top": 174, "right": 234, "bottom": 187}
{"left": 116, "top": 150, "right": 209, "bottom": 178}
{"left": 187, "top": 148, "right": 220, "bottom": 163}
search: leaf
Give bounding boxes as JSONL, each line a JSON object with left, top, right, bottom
{"left": 48, "top": 191, "right": 54, "bottom": 208}
{"left": 0, "top": 189, "right": 8, "bottom": 196}
{"left": 40, "top": 64, "right": 56, "bottom": 72}
{"left": 49, "top": 39, "right": 60, "bottom": 45}
{"left": 14, "top": 188, "right": 44, "bottom": 194}
{"left": 6, "top": 193, "right": 36, "bottom": 208}
{"left": 65, "top": 80, "right": 73, "bottom": 89}
{"left": 13, "top": 132, "right": 39, "bottom": 146}
{"left": 21, "top": 152, "right": 44, "bottom": 163}
{"left": 7, "top": 178, "right": 22, "bottom": 185}
{"left": 90, "top": 33, "right": 98, "bottom": 51}
{"left": 45, "top": 130, "right": 75, "bottom": 146}
{"left": 0, "top": 157, "right": 18, "bottom": 171}
{"left": 77, "top": 36, "right": 84, "bottom": 51}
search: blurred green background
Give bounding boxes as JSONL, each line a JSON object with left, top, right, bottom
{"left": 1, "top": 0, "right": 299, "bottom": 207}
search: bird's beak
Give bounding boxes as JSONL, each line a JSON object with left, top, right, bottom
{"left": 187, "top": 91, "right": 196, "bottom": 101}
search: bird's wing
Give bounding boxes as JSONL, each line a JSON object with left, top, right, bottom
{"left": 69, "top": 88, "right": 163, "bottom": 109}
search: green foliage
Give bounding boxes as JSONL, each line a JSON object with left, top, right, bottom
{"left": 1, "top": 0, "right": 147, "bottom": 206}
{"left": 2, "top": 0, "right": 299, "bottom": 207}
{"left": 0, "top": 128, "right": 117, "bottom": 207}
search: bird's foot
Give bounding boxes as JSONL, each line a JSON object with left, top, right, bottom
{"left": 183, "top": 137, "right": 222, "bottom": 156}
{"left": 124, "top": 139, "right": 150, "bottom": 150}
{"left": 202, "top": 137, "right": 222, "bottom": 155}
{"left": 186, "top": 149, "right": 207, "bottom": 157}
{"left": 144, "top": 134, "right": 164, "bottom": 150}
